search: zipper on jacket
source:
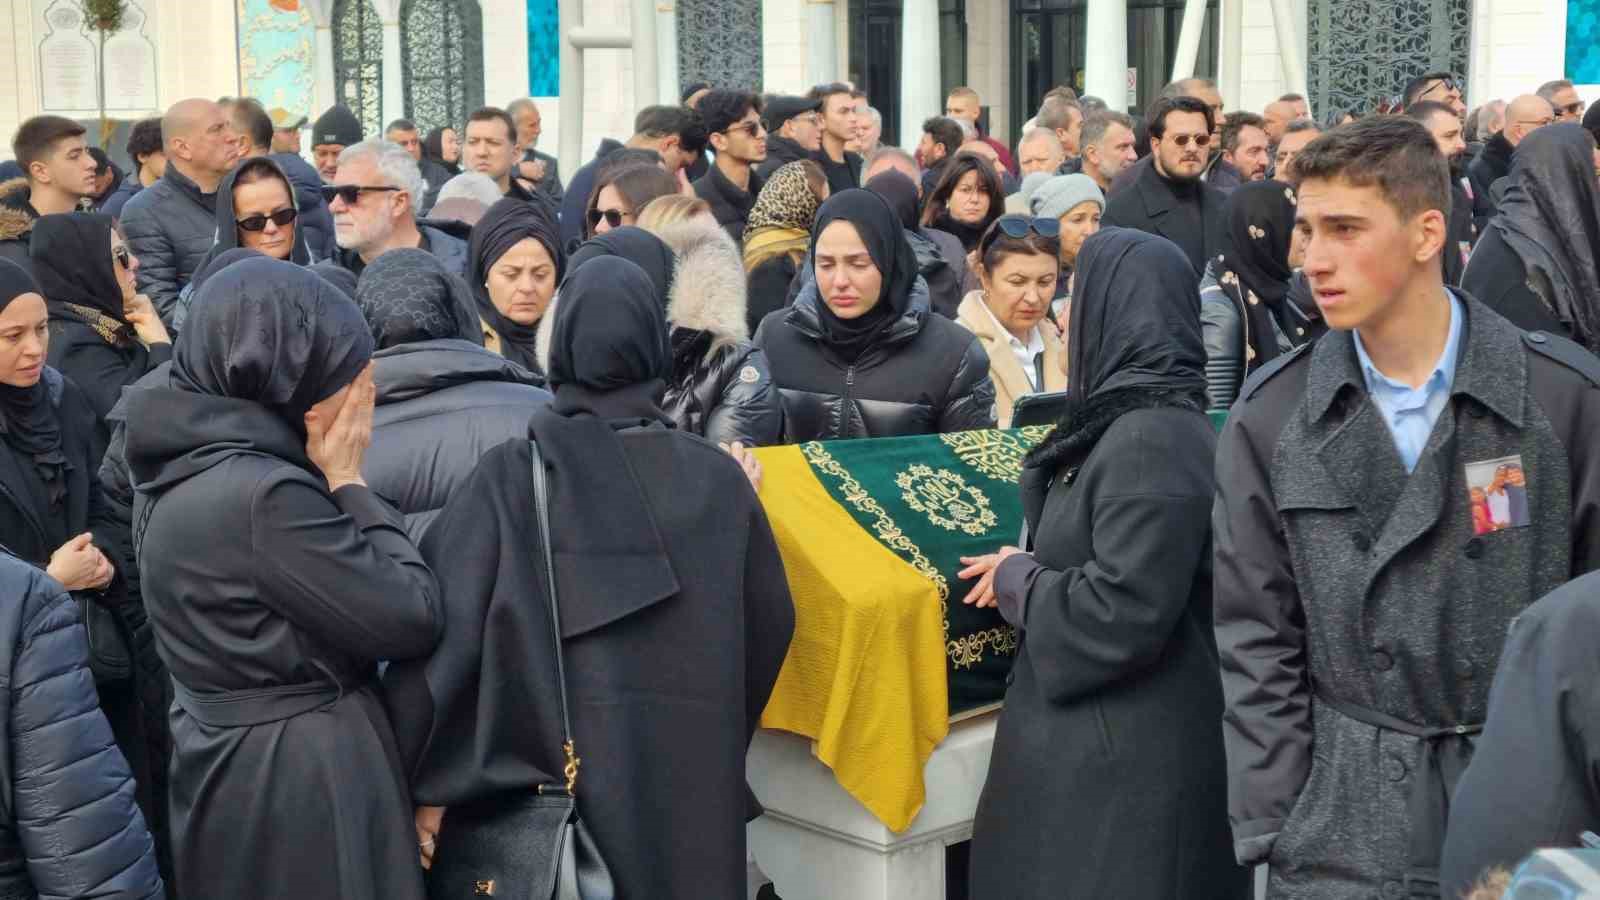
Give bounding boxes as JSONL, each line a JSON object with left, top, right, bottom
{"left": 839, "top": 365, "right": 856, "bottom": 439}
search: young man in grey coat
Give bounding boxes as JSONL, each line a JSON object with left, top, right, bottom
{"left": 1213, "top": 116, "right": 1600, "bottom": 899}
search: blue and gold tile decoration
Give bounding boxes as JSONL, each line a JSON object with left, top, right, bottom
{"left": 527, "top": 0, "right": 559, "bottom": 96}
{"left": 1568, "top": 0, "right": 1600, "bottom": 83}
{"left": 236, "top": 0, "right": 315, "bottom": 119}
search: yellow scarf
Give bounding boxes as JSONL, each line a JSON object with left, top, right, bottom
{"left": 743, "top": 226, "right": 810, "bottom": 273}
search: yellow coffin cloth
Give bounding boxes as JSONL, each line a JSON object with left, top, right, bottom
{"left": 754, "top": 445, "right": 950, "bottom": 833}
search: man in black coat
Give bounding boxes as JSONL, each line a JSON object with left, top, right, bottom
{"left": 1468, "top": 94, "right": 1553, "bottom": 233}
{"left": 693, "top": 90, "right": 767, "bottom": 247}
{"left": 756, "top": 95, "right": 823, "bottom": 182}
{"left": 1215, "top": 117, "right": 1600, "bottom": 900}
{"left": 0, "top": 115, "right": 97, "bottom": 278}
{"left": 808, "top": 83, "right": 864, "bottom": 194}
{"left": 508, "top": 98, "right": 564, "bottom": 203}
{"left": 1102, "top": 96, "right": 1225, "bottom": 276}
{"left": 1407, "top": 101, "right": 1477, "bottom": 285}
{"left": 558, "top": 105, "right": 708, "bottom": 251}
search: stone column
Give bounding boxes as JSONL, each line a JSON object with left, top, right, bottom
{"left": 1084, "top": 0, "right": 1129, "bottom": 112}
{"left": 807, "top": 0, "right": 839, "bottom": 85}
{"left": 304, "top": 0, "right": 337, "bottom": 119}
{"left": 899, "top": 0, "right": 942, "bottom": 149}
{"left": 370, "top": 0, "right": 406, "bottom": 127}
{"left": 657, "top": 1, "right": 680, "bottom": 104}
{"left": 1170, "top": 0, "right": 1209, "bottom": 82}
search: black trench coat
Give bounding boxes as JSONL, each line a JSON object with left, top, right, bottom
{"left": 127, "top": 386, "right": 441, "bottom": 900}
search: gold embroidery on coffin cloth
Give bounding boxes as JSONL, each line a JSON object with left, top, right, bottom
{"left": 939, "top": 427, "right": 1053, "bottom": 483}
{"left": 801, "top": 442, "right": 1018, "bottom": 670}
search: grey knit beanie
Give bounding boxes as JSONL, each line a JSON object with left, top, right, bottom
{"left": 1029, "top": 173, "right": 1105, "bottom": 220}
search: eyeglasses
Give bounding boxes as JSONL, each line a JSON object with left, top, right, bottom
{"left": 320, "top": 184, "right": 401, "bottom": 205}
{"left": 237, "top": 208, "right": 298, "bottom": 232}
{"left": 112, "top": 246, "right": 131, "bottom": 269}
{"left": 1559, "top": 100, "right": 1587, "bottom": 117}
{"left": 794, "top": 113, "right": 821, "bottom": 127}
{"left": 1419, "top": 77, "right": 1460, "bottom": 97}
{"left": 725, "top": 121, "right": 765, "bottom": 138}
{"left": 587, "top": 208, "right": 627, "bottom": 229}
{"left": 1169, "top": 133, "right": 1212, "bottom": 148}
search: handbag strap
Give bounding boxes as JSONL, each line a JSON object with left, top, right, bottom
{"left": 529, "top": 440, "right": 582, "bottom": 796}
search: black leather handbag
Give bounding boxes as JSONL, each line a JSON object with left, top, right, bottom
{"left": 425, "top": 441, "right": 616, "bottom": 900}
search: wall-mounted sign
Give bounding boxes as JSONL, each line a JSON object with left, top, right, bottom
{"left": 35, "top": 0, "right": 160, "bottom": 116}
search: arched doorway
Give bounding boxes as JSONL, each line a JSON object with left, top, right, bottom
{"left": 332, "top": 0, "right": 384, "bottom": 137}
{"left": 400, "top": 0, "right": 485, "bottom": 134}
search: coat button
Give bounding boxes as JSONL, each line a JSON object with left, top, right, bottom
{"left": 1352, "top": 532, "right": 1371, "bottom": 553}
{"left": 1529, "top": 331, "right": 1549, "bottom": 344}
{"left": 1385, "top": 753, "right": 1408, "bottom": 782}
{"left": 1464, "top": 537, "right": 1485, "bottom": 559}
{"left": 1373, "top": 649, "right": 1394, "bottom": 671}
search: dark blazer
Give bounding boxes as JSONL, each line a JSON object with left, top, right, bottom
{"left": 1101, "top": 160, "right": 1226, "bottom": 275}
{"left": 1213, "top": 294, "right": 1600, "bottom": 897}
{"left": 969, "top": 400, "right": 1246, "bottom": 898}
{"left": 1468, "top": 133, "right": 1514, "bottom": 236}
{"left": 1443, "top": 179, "right": 1475, "bottom": 287}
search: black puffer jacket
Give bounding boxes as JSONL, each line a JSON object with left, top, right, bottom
{"left": 755, "top": 277, "right": 997, "bottom": 441}
{"left": 365, "top": 339, "right": 551, "bottom": 541}
{"left": 119, "top": 165, "right": 218, "bottom": 329}
{"left": 653, "top": 217, "right": 784, "bottom": 446}
{"left": 0, "top": 554, "right": 165, "bottom": 900}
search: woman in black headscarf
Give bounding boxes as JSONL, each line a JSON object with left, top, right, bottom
{"left": 1199, "top": 180, "right": 1320, "bottom": 409}
{"left": 961, "top": 228, "right": 1245, "bottom": 899}
{"left": 755, "top": 188, "right": 996, "bottom": 440}
{"left": 356, "top": 248, "right": 549, "bottom": 540}
{"left": 866, "top": 168, "right": 966, "bottom": 318}
{"left": 387, "top": 256, "right": 794, "bottom": 900}
{"left": 422, "top": 126, "right": 461, "bottom": 176}
{"left": 124, "top": 257, "right": 441, "bottom": 900}
{"left": 1462, "top": 123, "right": 1600, "bottom": 348}
{"left": 30, "top": 213, "right": 171, "bottom": 432}
{"left": 468, "top": 194, "right": 564, "bottom": 372}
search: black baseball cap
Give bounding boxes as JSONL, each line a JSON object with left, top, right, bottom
{"left": 763, "top": 95, "right": 824, "bottom": 133}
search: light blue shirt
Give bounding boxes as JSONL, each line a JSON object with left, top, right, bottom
{"left": 1351, "top": 291, "right": 1465, "bottom": 473}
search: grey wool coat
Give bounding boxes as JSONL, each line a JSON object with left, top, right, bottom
{"left": 1213, "top": 293, "right": 1600, "bottom": 899}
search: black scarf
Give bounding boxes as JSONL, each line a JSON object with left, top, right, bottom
{"left": 28, "top": 212, "right": 137, "bottom": 346}
{"left": 355, "top": 248, "right": 483, "bottom": 349}
{"left": 865, "top": 170, "right": 920, "bottom": 230}
{"left": 1216, "top": 180, "right": 1299, "bottom": 371}
{"left": 565, "top": 226, "right": 677, "bottom": 308}
{"left": 0, "top": 261, "right": 67, "bottom": 506}
{"left": 1026, "top": 228, "right": 1208, "bottom": 478}
{"left": 808, "top": 189, "right": 920, "bottom": 362}
{"left": 932, "top": 211, "right": 988, "bottom": 253}
{"left": 202, "top": 156, "right": 311, "bottom": 269}
{"left": 1490, "top": 123, "right": 1600, "bottom": 352}
{"left": 468, "top": 194, "right": 565, "bottom": 372}
{"left": 423, "top": 127, "right": 462, "bottom": 177}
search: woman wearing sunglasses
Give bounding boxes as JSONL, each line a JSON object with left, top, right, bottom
{"left": 755, "top": 188, "right": 996, "bottom": 441}
{"left": 956, "top": 216, "right": 1068, "bottom": 427}
{"left": 207, "top": 157, "right": 310, "bottom": 267}
{"left": 29, "top": 213, "right": 171, "bottom": 434}
{"left": 584, "top": 163, "right": 682, "bottom": 240}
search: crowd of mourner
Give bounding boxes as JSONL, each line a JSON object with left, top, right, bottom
{"left": 0, "top": 64, "right": 1598, "bottom": 900}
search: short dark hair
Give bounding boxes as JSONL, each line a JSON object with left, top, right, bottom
{"left": 598, "top": 148, "right": 665, "bottom": 178}
{"left": 12, "top": 115, "right": 86, "bottom": 174}
{"left": 386, "top": 118, "right": 418, "bottom": 134}
{"left": 697, "top": 89, "right": 762, "bottom": 137}
{"left": 1080, "top": 111, "right": 1134, "bottom": 149}
{"left": 1221, "top": 111, "right": 1267, "bottom": 153}
{"left": 633, "top": 105, "right": 708, "bottom": 155}
{"left": 922, "top": 116, "right": 963, "bottom": 156}
{"left": 807, "top": 82, "right": 855, "bottom": 107}
{"left": 87, "top": 147, "right": 111, "bottom": 175}
{"left": 1148, "top": 96, "right": 1214, "bottom": 139}
{"left": 920, "top": 152, "right": 1004, "bottom": 230}
{"left": 1404, "top": 101, "right": 1459, "bottom": 128}
{"left": 1401, "top": 72, "right": 1456, "bottom": 109}
{"left": 978, "top": 218, "right": 1060, "bottom": 273}
{"left": 1288, "top": 116, "right": 1450, "bottom": 221}
{"left": 126, "top": 118, "right": 164, "bottom": 168}
{"left": 466, "top": 107, "right": 516, "bottom": 142}
{"left": 233, "top": 99, "right": 274, "bottom": 152}
{"left": 1279, "top": 93, "right": 1306, "bottom": 103}
{"left": 1284, "top": 119, "right": 1321, "bottom": 137}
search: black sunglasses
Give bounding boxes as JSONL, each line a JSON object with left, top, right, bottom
{"left": 725, "top": 121, "right": 765, "bottom": 138}
{"left": 587, "top": 208, "right": 626, "bottom": 229}
{"left": 237, "top": 208, "right": 298, "bottom": 232}
{"left": 112, "top": 245, "right": 131, "bottom": 269}
{"left": 320, "top": 184, "right": 401, "bottom": 205}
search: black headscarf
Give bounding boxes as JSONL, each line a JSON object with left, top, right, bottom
{"left": 1026, "top": 228, "right": 1207, "bottom": 475}
{"left": 29, "top": 213, "right": 134, "bottom": 342}
{"left": 1490, "top": 123, "right": 1600, "bottom": 351}
{"left": 807, "top": 189, "right": 921, "bottom": 362}
{"left": 565, "top": 226, "right": 677, "bottom": 307}
{"left": 1217, "top": 180, "right": 1299, "bottom": 370}
{"left": 423, "top": 127, "right": 461, "bottom": 176}
{"left": 468, "top": 194, "right": 565, "bottom": 371}
{"left": 310, "top": 260, "right": 359, "bottom": 299}
{"left": 0, "top": 261, "right": 66, "bottom": 505}
{"left": 866, "top": 170, "right": 921, "bottom": 231}
{"left": 189, "top": 247, "right": 266, "bottom": 299}
{"left": 205, "top": 156, "right": 311, "bottom": 266}
{"left": 170, "top": 257, "right": 373, "bottom": 431}
{"left": 355, "top": 248, "right": 483, "bottom": 349}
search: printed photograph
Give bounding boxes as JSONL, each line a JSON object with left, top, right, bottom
{"left": 1466, "top": 455, "right": 1531, "bottom": 535}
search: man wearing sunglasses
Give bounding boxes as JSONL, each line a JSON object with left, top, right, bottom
{"left": 1536, "top": 79, "right": 1587, "bottom": 124}
{"left": 755, "top": 95, "right": 823, "bottom": 182}
{"left": 692, "top": 90, "right": 768, "bottom": 247}
{"left": 1467, "top": 94, "right": 1554, "bottom": 233}
{"left": 1402, "top": 72, "right": 1468, "bottom": 118}
{"left": 1102, "top": 95, "right": 1227, "bottom": 275}
{"left": 325, "top": 140, "right": 468, "bottom": 278}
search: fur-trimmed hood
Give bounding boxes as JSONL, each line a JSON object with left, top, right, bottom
{"left": 0, "top": 178, "right": 35, "bottom": 242}
{"left": 535, "top": 216, "right": 751, "bottom": 371}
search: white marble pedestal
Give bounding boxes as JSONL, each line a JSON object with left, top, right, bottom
{"left": 747, "top": 712, "right": 997, "bottom": 900}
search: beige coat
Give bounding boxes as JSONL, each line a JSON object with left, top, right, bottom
{"left": 956, "top": 290, "right": 1067, "bottom": 427}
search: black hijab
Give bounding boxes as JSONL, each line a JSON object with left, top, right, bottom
{"left": 0, "top": 261, "right": 66, "bottom": 505}
{"left": 1026, "top": 228, "right": 1207, "bottom": 476}
{"left": 468, "top": 194, "right": 565, "bottom": 371}
{"left": 808, "top": 189, "right": 920, "bottom": 362}
{"left": 170, "top": 257, "right": 373, "bottom": 430}
{"left": 206, "top": 157, "right": 312, "bottom": 266}
{"left": 1490, "top": 123, "right": 1600, "bottom": 351}
{"left": 29, "top": 213, "right": 134, "bottom": 342}
{"left": 355, "top": 248, "right": 483, "bottom": 349}
{"left": 310, "top": 260, "right": 359, "bottom": 299}
{"left": 565, "top": 226, "right": 677, "bottom": 307}
{"left": 1217, "top": 180, "right": 1299, "bottom": 369}
{"left": 866, "top": 170, "right": 921, "bottom": 231}
{"left": 423, "top": 127, "right": 461, "bottom": 176}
